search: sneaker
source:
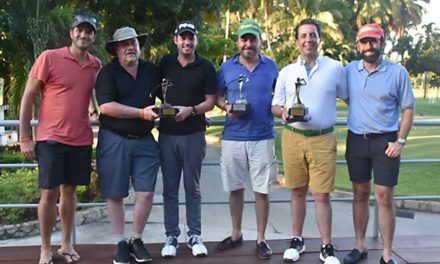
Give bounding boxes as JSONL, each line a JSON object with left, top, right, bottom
{"left": 187, "top": 235, "right": 208, "bottom": 257}
{"left": 320, "top": 244, "right": 340, "bottom": 264}
{"left": 380, "top": 256, "right": 398, "bottom": 264}
{"left": 161, "top": 236, "right": 179, "bottom": 258}
{"left": 256, "top": 240, "right": 272, "bottom": 259}
{"left": 129, "top": 238, "right": 152, "bottom": 263}
{"left": 343, "top": 248, "right": 368, "bottom": 264}
{"left": 214, "top": 235, "right": 243, "bottom": 251}
{"left": 283, "top": 237, "right": 305, "bottom": 262}
{"left": 113, "top": 240, "right": 130, "bottom": 264}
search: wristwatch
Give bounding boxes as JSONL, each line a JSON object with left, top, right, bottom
{"left": 191, "top": 106, "right": 198, "bottom": 116}
{"left": 397, "top": 137, "right": 407, "bottom": 145}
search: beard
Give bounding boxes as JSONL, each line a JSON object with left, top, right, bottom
{"left": 361, "top": 49, "right": 381, "bottom": 63}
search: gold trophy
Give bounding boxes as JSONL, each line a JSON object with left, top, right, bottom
{"left": 153, "top": 79, "right": 179, "bottom": 117}
{"left": 287, "top": 78, "right": 308, "bottom": 122}
{"left": 230, "top": 75, "right": 250, "bottom": 114}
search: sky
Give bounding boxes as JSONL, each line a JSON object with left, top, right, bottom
{"left": 421, "top": 0, "right": 440, "bottom": 27}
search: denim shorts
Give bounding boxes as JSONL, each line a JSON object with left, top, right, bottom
{"left": 97, "top": 129, "right": 160, "bottom": 198}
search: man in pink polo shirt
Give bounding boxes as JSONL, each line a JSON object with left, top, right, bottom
{"left": 19, "top": 15, "right": 101, "bottom": 264}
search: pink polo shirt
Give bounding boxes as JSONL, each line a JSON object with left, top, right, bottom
{"left": 30, "top": 47, "right": 101, "bottom": 146}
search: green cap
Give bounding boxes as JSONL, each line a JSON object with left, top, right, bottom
{"left": 237, "top": 20, "right": 261, "bottom": 38}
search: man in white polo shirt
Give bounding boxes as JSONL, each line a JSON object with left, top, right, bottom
{"left": 272, "top": 18, "right": 347, "bottom": 264}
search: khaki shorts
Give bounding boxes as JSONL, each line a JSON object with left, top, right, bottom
{"left": 281, "top": 128, "right": 336, "bottom": 193}
{"left": 220, "top": 139, "right": 278, "bottom": 194}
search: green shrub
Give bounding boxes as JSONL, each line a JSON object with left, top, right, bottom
{"left": 0, "top": 167, "right": 102, "bottom": 225}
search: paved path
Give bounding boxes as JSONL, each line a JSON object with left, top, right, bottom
{"left": 1, "top": 144, "right": 439, "bottom": 247}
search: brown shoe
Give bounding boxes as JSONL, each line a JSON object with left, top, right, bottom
{"left": 214, "top": 235, "right": 243, "bottom": 251}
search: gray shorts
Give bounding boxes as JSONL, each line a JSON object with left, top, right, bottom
{"left": 36, "top": 141, "right": 92, "bottom": 189}
{"left": 345, "top": 130, "right": 400, "bottom": 186}
{"left": 220, "top": 139, "right": 277, "bottom": 194}
{"left": 97, "top": 129, "right": 160, "bottom": 198}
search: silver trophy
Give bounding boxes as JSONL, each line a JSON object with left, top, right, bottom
{"left": 230, "top": 75, "right": 250, "bottom": 114}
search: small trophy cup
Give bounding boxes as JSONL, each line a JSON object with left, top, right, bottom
{"left": 153, "top": 79, "right": 179, "bottom": 117}
{"left": 287, "top": 78, "right": 308, "bottom": 122}
{"left": 230, "top": 75, "right": 250, "bottom": 114}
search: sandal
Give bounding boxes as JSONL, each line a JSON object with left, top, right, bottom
{"left": 57, "top": 248, "right": 81, "bottom": 264}
{"left": 38, "top": 252, "right": 53, "bottom": 264}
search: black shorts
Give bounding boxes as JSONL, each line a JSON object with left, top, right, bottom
{"left": 345, "top": 130, "right": 400, "bottom": 187}
{"left": 36, "top": 141, "right": 92, "bottom": 189}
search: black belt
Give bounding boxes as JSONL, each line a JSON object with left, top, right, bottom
{"left": 106, "top": 128, "right": 149, "bottom": 139}
{"left": 349, "top": 130, "right": 397, "bottom": 139}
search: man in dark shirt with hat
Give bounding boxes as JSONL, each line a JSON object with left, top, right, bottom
{"left": 95, "top": 26, "right": 161, "bottom": 264}
{"left": 158, "top": 21, "right": 217, "bottom": 258}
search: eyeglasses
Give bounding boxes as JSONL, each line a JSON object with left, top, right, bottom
{"left": 359, "top": 38, "right": 379, "bottom": 44}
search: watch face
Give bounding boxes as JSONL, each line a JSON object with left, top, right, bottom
{"left": 398, "top": 138, "right": 406, "bottom": 144}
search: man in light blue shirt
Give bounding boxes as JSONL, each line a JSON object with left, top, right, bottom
{"left": 343, "top": 23, "right": 415, "bottom": 264}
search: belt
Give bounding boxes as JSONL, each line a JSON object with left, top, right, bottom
{"left": 106, "top": 128, "right": 149, "bottom": 139}
{"left": 284, "top": 125, "right": 334, "bottom": 137}
{"left": 349, "top": 130, "right": 397, "bottom": 139}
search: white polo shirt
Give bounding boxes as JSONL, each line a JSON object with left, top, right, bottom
{"left": 272, "top": 55, "right": 348, "bottom": 130}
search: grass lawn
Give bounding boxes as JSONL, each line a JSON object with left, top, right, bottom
{"left": 207, "top": 97, "right": 440, "bottom": 197}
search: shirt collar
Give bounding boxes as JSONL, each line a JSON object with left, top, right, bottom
{"left": 357, "top": 57, "right": 387, "bottom": 73}
{"left": 297, "top": 54, "right": 323, "bottom": 66}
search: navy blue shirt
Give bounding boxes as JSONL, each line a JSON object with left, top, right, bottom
{"left": 95, "top": 58, "right": 161, "bottom": 137}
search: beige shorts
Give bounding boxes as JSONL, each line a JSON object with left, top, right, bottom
{"left": 220, "top": 139, "right": 278, "bottom": 194}
{"left": 281, "top": 128, "right": 336, "bottom": 193}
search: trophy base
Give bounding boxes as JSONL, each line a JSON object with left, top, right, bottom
{"left": 287, "top": 106, "right": 308, "bottom": 122}
{"left": 153, "top": 107, "right": 179, "bottom": 117}
{"left": 229, "top": 103, "right": 250, "bottom": 114}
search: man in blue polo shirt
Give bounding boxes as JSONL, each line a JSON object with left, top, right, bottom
{"left": 214, "top": 20, "right": 278, "bottom": 260}
{"left": 343, "top": 23, "right": 415, "bottom": 264}
{"left": 272, "top": 18, "right": 347, "bottom": 264}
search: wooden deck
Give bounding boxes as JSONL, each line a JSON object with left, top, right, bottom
{"left": 1, "top": 236, "right": 439, "bottom": 264}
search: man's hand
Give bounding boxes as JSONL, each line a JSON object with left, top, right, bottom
{"left": 224, "top": 104, "right": 241, "bottom": 118}
{"left": 385, "top": 141, "right": 403, "bottom": 158}
{"left": 174, "top": 106, "right": 192, "bottom": 121}
{"left": 20, "top": 140, "right": 36, "bottom": 160}
{"left": 140, "top": 105, "right": 159, "bottom": 121}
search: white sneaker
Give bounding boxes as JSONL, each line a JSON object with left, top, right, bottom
{"left": 187, "top": 235, "right": 208, "bottom": 257}
{"left": 161, "top": 236, "right": 178, "bottom": 258}
{"left": 320, "top": 244, "right": 340, "bottom": 264}
{"left": 283, "top": 237, "right": 305, "bottom": 262}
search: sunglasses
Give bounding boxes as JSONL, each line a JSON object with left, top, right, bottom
{"left": 359, "top": 38, "right": 379, "bottom": 44}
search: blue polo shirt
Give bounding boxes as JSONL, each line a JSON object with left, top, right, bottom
{"left": 217, "top": 53, "right": 278, "bottom": 141}
{"left": 345, "top": 58, "right": 415, "bottom": 134}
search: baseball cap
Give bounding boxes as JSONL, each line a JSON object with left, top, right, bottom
{"left": 356, "top": 23, "right": 384, "bottom": 42}
{"left": 174, "top": 21, "right": 198, "bottom": 35}
{"left": 237, "top": 20, "right": 261, "bottom": 38}
{"left": 71, "top": 15, "right": 97, "bottom": 32}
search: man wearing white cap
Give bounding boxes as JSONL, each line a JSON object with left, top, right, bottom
{"left": 95, "top": 26, "right": 161, "bottom": 264}
{"left": 343, "top": 23, "right": 415, "bottom": 264}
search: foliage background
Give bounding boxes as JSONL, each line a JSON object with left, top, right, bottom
{"left": 1, "top": 0, "right": 440, "bottom": 118}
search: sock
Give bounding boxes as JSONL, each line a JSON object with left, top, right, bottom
{"left": 293, "top": 235, "right": 303, "bottom": 241}
{"left": 130, "top": 231, "right": 142, "bottom": 240}
{"left": 115, "top": 234, "right": 127, "bottom": 244}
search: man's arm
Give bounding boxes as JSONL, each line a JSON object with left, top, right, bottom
{"left": 272, "top": 105, "right": 290, "bottom": 123}
{"left": 19, "top": 77, "right": 42, "bottom": 160}
{"left": 99, "top": 102, "right": 158, "bottom": 121}
{"left": 174, "top": 94, "right": 216, "bottom": 122}
{"left": 385, "top": 107, "right": 414, "bottom": 158}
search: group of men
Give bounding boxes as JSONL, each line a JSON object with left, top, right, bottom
{"left": 19, "top": 13, "right": 414, "bottom": 264}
